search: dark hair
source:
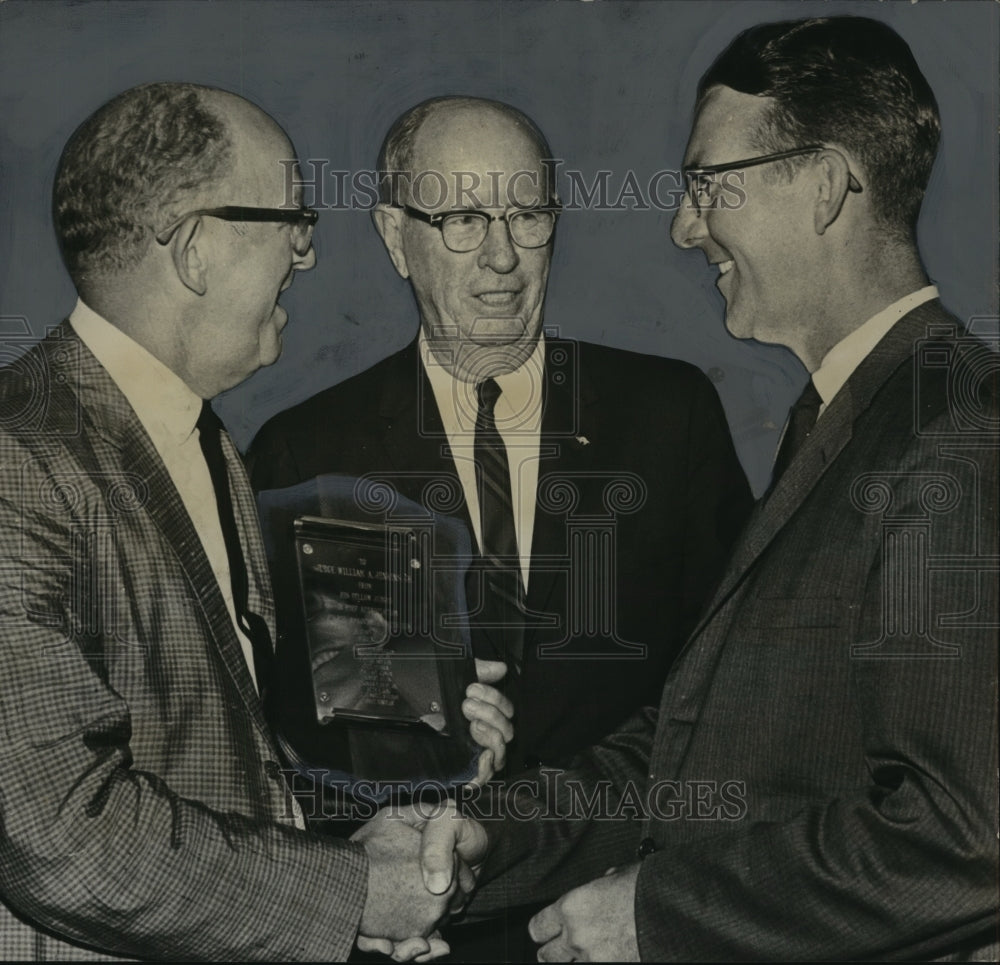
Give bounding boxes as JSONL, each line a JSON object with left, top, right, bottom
{"left": 376, "top": 95, "right": 555, "bottom": 205}
{"left": 699, "top": 17, "right": 940, "bottom": 236}
{"left": 53, "top": 82, "right": 233, "bottom": 283}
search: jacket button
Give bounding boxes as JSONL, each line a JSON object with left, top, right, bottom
{"left": 636, "top": 837, "right": 657, "bottom": 860}
{"left": 264, "top": 760, "right": 282, "bottom": 780}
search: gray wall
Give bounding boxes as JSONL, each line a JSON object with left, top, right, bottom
{"left": 1, "top": 0, "right": 997, "bottom": 494}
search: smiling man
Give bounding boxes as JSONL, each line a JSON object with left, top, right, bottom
{"left": 386, "top": 18, "right": 997, "bottom": 963}
{"left": 248, "top": 95, "right": 751, "bottom": 959}
{"left": 0, "top": 82, "right": 476, "bottom": 960}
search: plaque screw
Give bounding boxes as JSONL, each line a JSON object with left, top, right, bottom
{"left": 302, "top": 543, "right": 314, "bottom": 555}
{"left": 319, "top": 692, "right": 329, "bottom": 702}
{"left": 429, "top": 701, "right": 440, "bottom": 712}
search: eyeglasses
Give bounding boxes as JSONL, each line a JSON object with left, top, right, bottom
{"left": 395, "top": 203, "right": 560, "bottom": 253}
{"left": 683, "top": 146, "right": 863, "bottom": 215}
{"left": 155, "top": 205, "right": 319, "bottom": 254}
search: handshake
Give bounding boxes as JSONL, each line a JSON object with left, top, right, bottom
{"left": 352, "top": 801, "right": 487, "bottom": 961}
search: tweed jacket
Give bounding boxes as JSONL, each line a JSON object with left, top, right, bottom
{"left": 0, "top": 322, "right": 368, "bottom": 961}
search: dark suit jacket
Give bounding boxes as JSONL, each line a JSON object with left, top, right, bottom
{"left": 0, "top": 323, "right": 367, "bottom": 961}
{"left": 471, "top": 302, "right": 999, "bottom": 961}
{"left": 248, "top": 338, "right": 752, "bottom": 777}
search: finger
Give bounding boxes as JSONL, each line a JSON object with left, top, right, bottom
{"left": 415, "top": 934, "right": 451, "bottom": 962}
{"left": 389, "top": 937, "right": 432, "bottom": 962}
{"left": 474, "top": 657, "right": 507, "bottom": 684}
{"left": 356, "top": 935, "right": 395, "bottom": 956}
{"left": 528, "top": 903, "right": 563, "bottom": 944}
{"left": 464, "top": 696, "right": 515, "bottom": 743}
{"left": 536, "top": 937, "right": 574, "bottom": 963}
{"left": 465, "top": 681, "right": 515, "bottom": 720}
{"left": 472, "top": 747, "right": 496, "bottom": 788}
{"left": 419, "top": 803, "right": 461, "bottom": 895}
{"left": 603, "top": 866, "right": 618, "bottom": 876}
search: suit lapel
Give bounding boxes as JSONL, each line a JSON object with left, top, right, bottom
{"left": 524, "top": 340, "right": 600, "bottom": 642}
{"left": 687, "top": 301, "right": 951, "bottom": 641}
{"left": 376, "top": 342, "right": 476, "bottom": 534}
{"left": 53, "top": 322, "right": 275, "bottom": 742}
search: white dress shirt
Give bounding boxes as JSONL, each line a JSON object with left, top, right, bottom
{"left": 70, "top": 299, "right": 259, "bottom": 691}
{"left": 420, "top": 333, "right": 545, "bottom": 589}
{"left": 812, "top": 285, "right": 940, "bottom": 417}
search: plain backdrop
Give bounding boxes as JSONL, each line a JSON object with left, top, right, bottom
{"left": 1, "top": 0, "right": 997, "bottom": 494}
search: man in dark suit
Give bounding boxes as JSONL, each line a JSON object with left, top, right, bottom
{"left": 248, "top": 96, "right": 750, "bottom": 785}
{"left": 248, "top": 95, "right": 750, "bottom": 960}
{"left": 0, "top": 82, "right": 494, "bottom": 960}
{"left": 386, "top": 18, "right": 998, "bottom": 963}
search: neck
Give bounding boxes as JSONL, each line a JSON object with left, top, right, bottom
{"left": 795, "top": 239, "right": 928, "bottom": 371}
{"left": 81, "top": 279, "right": 209, "bottom": 395}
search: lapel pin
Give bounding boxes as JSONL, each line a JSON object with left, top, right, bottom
{"left": 576, "top": 435, "right": 590, "bottom": 446}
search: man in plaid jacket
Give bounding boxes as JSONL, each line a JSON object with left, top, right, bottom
{"left": 0, "top": 82, "right": 507, "bottom": 961}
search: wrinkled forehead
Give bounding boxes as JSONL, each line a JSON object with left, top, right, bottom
{"left": 405, "top": 106, "right": 551, "bottom": 210}
{"left": 683, "top": 85, "right": 775, "bottom": 168}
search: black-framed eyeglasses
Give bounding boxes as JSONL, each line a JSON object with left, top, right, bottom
{"left": 155, "top": 205, "right": 319, "bottom": 254}
{"left": 683, "top": 146, "right": 863, "bottom": 215}
{"left": 395, "top": 203, "right": 561, "bottom": 253}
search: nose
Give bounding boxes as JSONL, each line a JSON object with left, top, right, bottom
{"left": 670, "top": 196, "right": 706, "bottom": 250}
{"left": 477, "top": 218, "right": 519, "bottom": 274}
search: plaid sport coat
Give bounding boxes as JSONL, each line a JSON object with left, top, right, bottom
{"left": 0, "top": 322, "right": 367, "bottom": 961}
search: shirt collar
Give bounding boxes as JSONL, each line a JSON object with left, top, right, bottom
{"left": 812, "top": 285, "right": 939, "bottom": 410}
{"left": 69, "top": 298, "right": 204, "bottom": 445}
{"left": 419, "top": 330, "right": 546, "bottom": 430}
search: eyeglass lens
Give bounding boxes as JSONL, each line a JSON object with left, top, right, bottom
{"left": 441, "top": 210, "right": 555, "bottom": 252}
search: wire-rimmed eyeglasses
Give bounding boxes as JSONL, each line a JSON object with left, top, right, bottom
{"left": 683, "top": 146, "right": 863, "bottom": 215}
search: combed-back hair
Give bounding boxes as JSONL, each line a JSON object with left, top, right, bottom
{"left": 699, "top": 17, "right": 940, "bottom": 236}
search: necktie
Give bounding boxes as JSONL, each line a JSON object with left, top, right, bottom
{"left": 770, "top": 379, "right": 822, "bottom": 485}
{"left": 473, "top": 379, "right": 525, "bottom": 672}
{"left": 196, "top": 402, "right": 275, "bottom": 708}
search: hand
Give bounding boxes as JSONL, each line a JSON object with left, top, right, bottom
{"left": 465, "top": 658, "right": 514, "bottom": 786}
{"left": 529, "top": 865, "right": 641, "bottom": 962}
{"left": 352, "top": 808, "right": 463, "bottom": 944}
{"left": 353, "top": 804, "right": 490, "bottom": 960}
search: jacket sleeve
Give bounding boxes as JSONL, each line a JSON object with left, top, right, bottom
{"left": 0, "top": 438, "right": 369, "bottom": 962}
{"left": 468, "top": 706, "right": 658, "bottom": 915}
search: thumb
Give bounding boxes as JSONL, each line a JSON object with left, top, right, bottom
{"left": 420, "top": 807, "right": 461, "bottom": 895}
{"left": 474, "top": 658, "right": 507, "bottom": 684}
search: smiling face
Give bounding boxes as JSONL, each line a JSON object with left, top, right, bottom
{"left": 377, "top": 103, "right": 553, "bottom": 382}
{"left": 671, "top": 85, "right": 820, "bottom": 351}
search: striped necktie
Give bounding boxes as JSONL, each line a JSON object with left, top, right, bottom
{"left": 473, "top": 378, "right": 525, "bottom": 672}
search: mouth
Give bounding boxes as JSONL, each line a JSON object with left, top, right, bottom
{"left": 474, "top": 290, "right": 522, "bottom": 308}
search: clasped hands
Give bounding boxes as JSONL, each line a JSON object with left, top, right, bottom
{"left": 353, "top": 801, "right": 487, "bottom": 961}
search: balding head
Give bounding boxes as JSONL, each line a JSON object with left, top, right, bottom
{"left": 377, "top": 96, "right": 555, "bottom": 207}
{"left": 53, "top": 82, "right": 296, "bottom": 291}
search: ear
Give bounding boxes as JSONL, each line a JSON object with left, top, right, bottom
{"left": 372, "top": 204, "right": 410, "bottom": 279}
{"left": 813, "top": 150, "right": 856, "bottom": 235}
{"left": 168, "top": 217, "right": 209, "bottom": 295}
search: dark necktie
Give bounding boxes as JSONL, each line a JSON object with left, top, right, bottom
{"left": 196, "top": 402, "right": 275, "bottom": 708}
{"left": 770, "top": 379, "right": 823, "bottom": 485}
{"left": 473, "top": 379, "right": 525, "bottom": 672}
